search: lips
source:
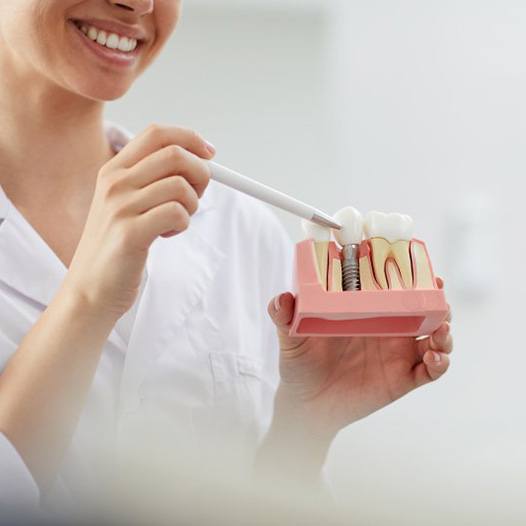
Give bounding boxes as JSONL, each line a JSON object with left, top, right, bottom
{"left": 68, "top": 18, "right": 144, "bottom": 67}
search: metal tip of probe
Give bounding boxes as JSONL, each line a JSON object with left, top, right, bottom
{"left": 312, "top": 212, "right": 342, "bottom": 230}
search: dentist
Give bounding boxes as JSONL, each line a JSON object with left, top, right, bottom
{"left": 0, "top": 0, "right": 453, "bottom": 512}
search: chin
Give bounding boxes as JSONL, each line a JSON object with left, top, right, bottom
{"left": 67, "top": 77, "right": 133, "bottom": 102}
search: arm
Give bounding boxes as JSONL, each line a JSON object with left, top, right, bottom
{"left": 0, "top": 125, "right": 215, "bottom": 493}
{"left": 0, "top": 285, "right": 117, "bottom": 491}
{"left": 0, "top": 432, "right": 39, "bottom": 508}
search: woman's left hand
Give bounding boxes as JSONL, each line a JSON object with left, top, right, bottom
{"left": 267, "top": 279, "right": 452, "bottom": 441}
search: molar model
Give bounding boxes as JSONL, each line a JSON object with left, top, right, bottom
{"left": 290, "top": 208, "right": 448, "bottom": 338}
{"left": 360, "top": 211, "right": 435, "bottom": 291}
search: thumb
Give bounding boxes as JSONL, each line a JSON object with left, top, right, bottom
{"left": 268, "top": 292, "right": 308, "bottom": 351}
{"left": 268, "top": 292, "right": 295, "bottom": 334}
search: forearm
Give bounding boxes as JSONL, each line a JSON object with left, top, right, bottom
{"left": 254, "top": 385, "right": 335, "bottom": 487}
{"left": 0, "top": 282, "right": 118, "bottom": 491}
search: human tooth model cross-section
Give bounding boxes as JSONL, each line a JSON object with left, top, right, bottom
{"left": 303, "top": 209, "right": 435, "bottom": 292}
{"left": 290, "top": 207, "right": 448, "bottom": 338}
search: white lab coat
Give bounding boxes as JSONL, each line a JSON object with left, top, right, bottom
{"left": 0, "top": 125, "right": 293, "bottom": 510}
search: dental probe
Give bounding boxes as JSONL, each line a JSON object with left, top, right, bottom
{"left": 209, "top": 161, "right": 342, "bottom": 230}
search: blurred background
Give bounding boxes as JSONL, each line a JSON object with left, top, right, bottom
{"left": 107, "top": 0, "right": 526, "bottom": 523}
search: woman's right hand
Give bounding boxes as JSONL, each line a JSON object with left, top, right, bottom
{"left": 63, "top": 125, "right": 216, "bottom": 320}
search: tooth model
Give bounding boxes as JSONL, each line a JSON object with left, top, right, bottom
{"left": 301, "top": 219, "right": 331, "bottom": 290}
{"left": 362, "top": 211, "right": 414, "bottom": 290}
{"left": 290, "top": 209, "right": 448, "bottom": 337}
{"left": 333, "top": 207, "right": 364, "bottom": 291}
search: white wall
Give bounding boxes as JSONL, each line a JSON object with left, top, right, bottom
{"left": 107, "top": 1, "right": 526, "bottom": 523}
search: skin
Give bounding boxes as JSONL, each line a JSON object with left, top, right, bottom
{"left": 257, "top": 282, "right": 452, "bottom": 483}
{"left": 0, "top": 0, "right": 453, "bottom": 496}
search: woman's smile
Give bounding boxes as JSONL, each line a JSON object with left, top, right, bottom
{"left": 68, "top": 17, "right": 145, "bottom": 68}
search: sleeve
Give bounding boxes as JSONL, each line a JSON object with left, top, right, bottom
{"left": 0, "top": 433, "right": 39, "bottom": 510}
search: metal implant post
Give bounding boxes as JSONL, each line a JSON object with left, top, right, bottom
{"left": 342, "top": 244, "right": 361, "bottom": 291}
{"left": 333, "top": 206, "right": 364, "bottom": 292}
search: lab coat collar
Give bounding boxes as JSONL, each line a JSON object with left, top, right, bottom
{"left": 0, "top": 185, "right": 8, "bottom": 222}
{"left": 0, "top": 195, "right": 66, "bottom": 306}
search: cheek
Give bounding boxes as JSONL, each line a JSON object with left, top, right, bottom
{"left": 0, "top": 3, "right": 63, "bottom": 74}
{"left": 153, "top": 2, "right": 181, "bottom": 50}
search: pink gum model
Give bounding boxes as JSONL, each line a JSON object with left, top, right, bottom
{"left": 289, "top": 240, "right": 448, "bottom": 338}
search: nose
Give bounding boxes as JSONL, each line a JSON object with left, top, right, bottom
{"left": 108, "top": 0, "right": 154, "bottom": 16}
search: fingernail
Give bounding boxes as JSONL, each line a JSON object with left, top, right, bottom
{"left": 274, "top": 295, "right": 282, "bottom": 312}
{"left": 433, "top": 352, "right": 441, "bottom": 363}
{"left": 205, "top": 141, "right": 216, "bottom": 155}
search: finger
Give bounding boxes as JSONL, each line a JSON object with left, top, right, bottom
{"left": 134, "top": 201, "right": 190, "bottom": 247}
{"left": 113, "top": 125, "right": 216, "bottom": 168}
{"left": 267, "top": 292, "right": 308, "bottom": 351}
{"left": 413, "top": 351, "right": 450, "bottom": 387}
{"left": 129, "top": 145, "right": 211, "bottom": 197}
{"left": 417, "top": 322, "right": 453, "bottom": 355}
{"left": 128, "top": 176, "right": 199, "bottom": 217}
{"left": 436, "top": 276, "right": 444, "bottom": 289}
{"left": 268, "top": 292, "right": 295, "bottom": 334}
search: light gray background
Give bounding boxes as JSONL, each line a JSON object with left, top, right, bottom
{"left": 107, "top": 1, "right": 526, "bottom": 523}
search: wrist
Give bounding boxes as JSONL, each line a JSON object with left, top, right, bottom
{"left": 55, "top": 279, "right": 122, "bottom": 330}
{"left": 254, "top": 385, "right": 336, "bottom": 485}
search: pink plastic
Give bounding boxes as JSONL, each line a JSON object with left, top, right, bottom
{"left": 289, "top": 240, "right": 449, "bottom": 338}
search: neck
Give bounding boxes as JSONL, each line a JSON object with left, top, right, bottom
{"left": 0, "top": 52, "right": 114, "bottom": 212}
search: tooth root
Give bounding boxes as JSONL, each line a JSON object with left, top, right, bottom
{"left": 391, "top": 240, "right": 413, "bottom": 288}
{"left": 369, "top": 238, "right": 391, "bottom": 289}
{"left": 326, "top": 242, "right": 343, "bottom": 292}
{"left": 329, "top": 258, "right": 343, "bottom": 292}
{"left": 311, "top": 242, "right": 329, "bottom": 290}
{"left": 358, "top": 247, "right": 378, "bottom": 291}
{"left": 411, "top": 241, "right": 436, "bottom": 289}
{"left": 385, "top": 259, "right": 405, "bottom": 289}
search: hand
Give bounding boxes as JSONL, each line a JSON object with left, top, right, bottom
{"left": 64, "top": 125, "right": 215, "bottom": 318}
{"left": 268, "top": 279, "right": 453, "bottom": 439}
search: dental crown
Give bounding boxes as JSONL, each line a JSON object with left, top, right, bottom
{"left": 333, "top": 207, "right": 364, "bottom": 246}
{"left": 364, "top": 211, "right": 414, "bottom": 243}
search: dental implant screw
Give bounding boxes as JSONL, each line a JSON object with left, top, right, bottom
{"left": 342, "top": 244, "right": 361, "bottom": 291}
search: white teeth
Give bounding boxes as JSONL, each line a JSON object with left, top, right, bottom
{"left": 364, "top": 211, "right": 414, "bottom": 243}
{"left": 77, "top": 22, "right": 139, "bottom": 53}
{"left": 302, "top": 219, "right": 331, "bottom": 242}
{"left": 333, "top": 207, "right": 364, "bottom": 246}
{"left": 96, "top": 30, "right": 107, "bottom": 46}
{"left": 118, "top": 37, "right": 130, "bottom": 52}
{"left": 106, "top": 33, "right": 119, "bottom": 49}
{"left": 88, "top": 26, "right": 98, "bottom": 41}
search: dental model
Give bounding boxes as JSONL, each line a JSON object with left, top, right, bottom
{"left": 289, "top": 208, "right": 448, "bottom": 337}
{"left": 333, "top": 207, "right": 363, "bottom": 291}
{"left": 363, "top": 211, "right": 414, "bottom": 290}
{"left": 301, "top": 219, "right": 331, "bottom": 290}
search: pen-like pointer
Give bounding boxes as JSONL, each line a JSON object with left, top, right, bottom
{"left": 209, "top": 162, "right": 342, "bottom": 230}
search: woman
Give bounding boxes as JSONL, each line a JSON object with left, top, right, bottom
{"left": 0, "top": 0, "right": 452, "bottom": 514}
